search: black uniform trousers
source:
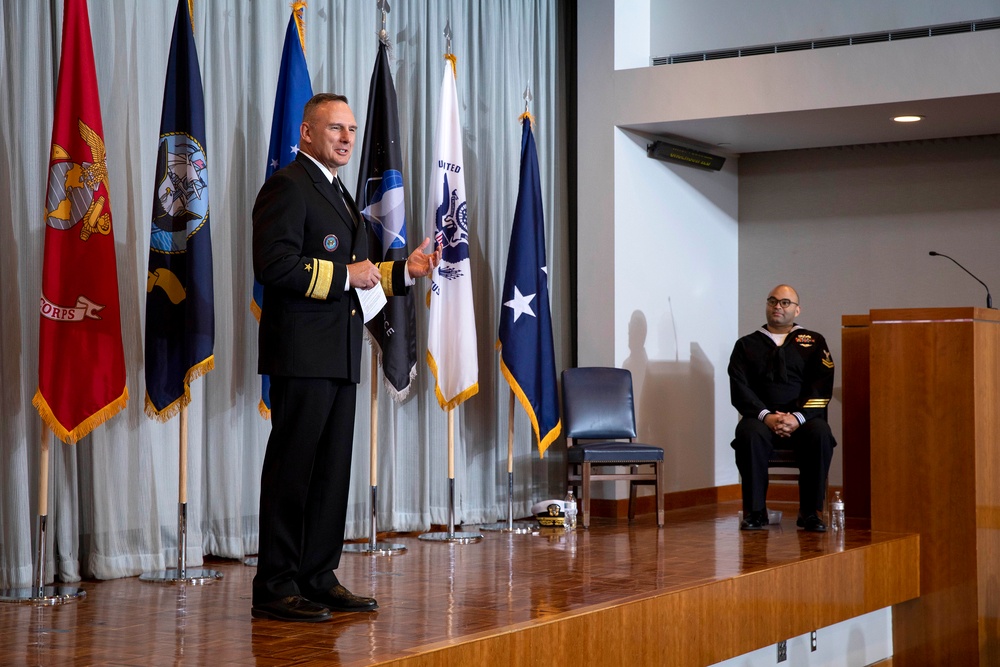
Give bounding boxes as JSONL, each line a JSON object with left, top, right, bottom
{"left": 252, "top": 375, "right": 357, "bottom": 604}
{"left": 732, "top": 417, "right": 834, "bottom": 517}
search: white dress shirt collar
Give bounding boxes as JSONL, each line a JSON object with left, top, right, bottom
{"left": 301, "top": 151, "right": 335, "bottom": 184}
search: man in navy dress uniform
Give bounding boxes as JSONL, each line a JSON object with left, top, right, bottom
{"left": 729, "top": 284, "right": 836, "bottom": 532}
{"left": 251, "top": 93, "right": 438, "bottom": 622}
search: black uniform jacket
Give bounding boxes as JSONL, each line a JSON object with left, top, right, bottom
{"left": 728, "top": 325, "right": 835, "bottom": 421}
{"left": 252, "top": 153, "right": 406, "bottom": 382}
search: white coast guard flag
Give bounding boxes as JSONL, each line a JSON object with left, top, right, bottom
{"left": 426, "top": 55, "right": 478, "bottom": 410}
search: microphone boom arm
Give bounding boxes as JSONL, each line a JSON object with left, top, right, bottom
{"left": 929, "top": 251, "right": 994, "bottom": 309}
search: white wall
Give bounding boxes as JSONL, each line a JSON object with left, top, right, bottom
{"left": 710, "top": 608, "right": 893, "bottom": 667}
{"left": 649, "top": 0, "right": 1000, "bottom": 57}
{"left": 615, "top": 30, "right": 1000, "bottom": 128}
{"left": 615, "top": 129, "right": 739, "bottom": 490}
{"left": 615, "top": 0, "right": 651, "bottom": 69}
{"left": 577, "top": 1, "right": 742, "bottom": 498}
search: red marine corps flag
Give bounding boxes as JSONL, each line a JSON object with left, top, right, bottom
{"left": 33, "top": 0, "right": 128, "bottom": 443}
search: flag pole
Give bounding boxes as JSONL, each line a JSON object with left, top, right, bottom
{"left": 140, "top": 405, "right": 222, "bottom": 584}
{"left": 0, "top": 425, "right": 85, "bottom": 605}
{"left": 342, "top": 0, "right": 405, "bottom": 558}
{"left": 370, "top": 354, "right": 379, "bottom": 545}
{"left": 478, "top": 389, "right": 533, "bottom": 533}
{"left": 418, "top": 27, "right": 483, "bottom": 544}
{"left": 448, "top": 408, "right": 455, "bottom": 536}
{"left": 419, "top": 407, "right": 482, "bottom": 543}
{"left": 344, "top": 354, "right": 406, "bottom": 555}
{"left": 34, "top": 427, "right": 50, "bottom": 595}
{"left": 482, "top": 93, "right": 548, "bottom": 535}
{"left": 139, "top": 0, "right": 219, "bottom": 587}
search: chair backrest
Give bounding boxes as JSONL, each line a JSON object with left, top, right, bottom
{"left": 561, "top": 367, "right": 638, "bottom": 441}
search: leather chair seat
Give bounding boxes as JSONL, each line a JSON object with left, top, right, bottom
{"left": 567, "top": 442, "right": 664, "bottom": 463}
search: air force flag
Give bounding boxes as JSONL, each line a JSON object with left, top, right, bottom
{"left": 252, "top": 3, "right": 314, "bottom": 417}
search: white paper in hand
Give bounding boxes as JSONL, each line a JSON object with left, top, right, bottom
{"left": 356, "top": 284, "right": 387, "bottom": 323}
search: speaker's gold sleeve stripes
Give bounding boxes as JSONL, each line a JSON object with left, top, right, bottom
{"left": 311, "top": 259, "right": 334, "bottom": 300}
{"left": 304, "top": 258, "right": 334, "bottom": 300}
{"left": 379, "top": 261, "right": 395, "bottom": 297}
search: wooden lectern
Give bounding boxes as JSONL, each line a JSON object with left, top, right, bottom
{"left": 843, "top": 307, "right": 1000, "bottom": 666}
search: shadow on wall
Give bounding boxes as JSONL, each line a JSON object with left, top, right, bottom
{"left": 623, "top": 311, "right": 716, "bottom": 494}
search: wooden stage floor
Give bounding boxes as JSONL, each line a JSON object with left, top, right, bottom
{"left": 0, "top": 501, "right": 919, "bottom": 666}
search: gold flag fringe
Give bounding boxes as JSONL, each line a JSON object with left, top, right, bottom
{"left": 258, "top": 399, "right": 271, "bottom": 420}
{"left": 445, "top": 53, "right": 457, "bottom": 80}
{"left": 33, "top": 386, "right": 129, "bottom": 445}
{"left": 518, "top": 110, "right": 535, "bottom": 128}
{"left": 497, "top": 349, "right": 562, "bottom": 458}
{"left": 250, "top": 298, "right": 262, "bottom": 322}
{"left": 426, "top": 350, "right": 478, "bottom": 411}
{"left": 292, "top": 1, "right": 307, "bottom": 55}
{"left": 144, "top": 355, "right": 215, "bottom": 422}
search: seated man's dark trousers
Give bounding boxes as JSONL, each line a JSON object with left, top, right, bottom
{"left": 732, "top": 416, "right": 835, "bottom": 516}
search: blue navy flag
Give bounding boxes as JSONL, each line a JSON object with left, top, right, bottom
{"left": 252, "top": 4, "right": 313, "bottom": 417}
{"left": 498, "top": 117, "right": 560, "bottom": 456}
{"left": 356, "top": 41, "right": 417, "bottom": 401}
{"left": 144, "top": 0, "right": 214, "bottom": 420}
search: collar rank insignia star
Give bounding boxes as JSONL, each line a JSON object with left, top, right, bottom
{"left": 795, "top": 333, "right": 814, "bottom": 347}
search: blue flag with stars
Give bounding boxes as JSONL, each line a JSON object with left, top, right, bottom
{"left": 251, "top": 4, "right": 313, "bottom": 418}
{"left": 144, "top": 0, "right": 214, "bottom": 420}
{"left": 497, "top": 117, "right": 561, "bottom": 457}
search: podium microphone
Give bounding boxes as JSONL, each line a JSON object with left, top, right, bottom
{"left": 929, "top": 251, "right": 993, "bottom": 309}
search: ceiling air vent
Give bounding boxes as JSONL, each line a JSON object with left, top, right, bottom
{"left": 653, "top": 17, "right": 1000, "bottom": 66}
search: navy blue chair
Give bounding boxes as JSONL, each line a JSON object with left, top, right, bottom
{"left": 561, "top": 367, "right": 664, "bottom": 528}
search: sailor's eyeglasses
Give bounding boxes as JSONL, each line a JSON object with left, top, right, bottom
{"left": 766, "top": 297, "right": 798, "bottom": 309}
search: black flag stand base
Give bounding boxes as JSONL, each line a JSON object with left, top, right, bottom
{"left": 478, "top": 472, "right": 535, "bottom": 534}
{"left": 0, "top": 515, "right": 86, "bottom": 606}
{"left": 419, "top": 479, "right": 483, "bottom": 544}
{"left": 344, "top": 486, "right": 407, "bottom": 555}
{"left": 140, "top": 503, "right": 223, "bottom": 585}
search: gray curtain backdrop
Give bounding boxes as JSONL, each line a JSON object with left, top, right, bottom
{"left": 0, "top": 0, "right": 569, "bottom": 586}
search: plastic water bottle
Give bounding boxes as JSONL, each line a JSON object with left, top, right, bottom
{"left": 830, "top": 491, "right": 846, "bottom": 533}
{"left": 564, "top": 489, "right": 578, "bottom": 530}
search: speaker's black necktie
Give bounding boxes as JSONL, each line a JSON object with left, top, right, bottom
{"left": 332, "top": 178, "right": 358, "bottom": 228}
